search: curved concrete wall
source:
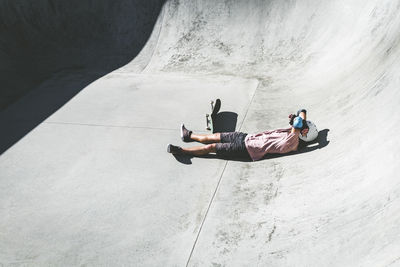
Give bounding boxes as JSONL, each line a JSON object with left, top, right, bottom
{"left": 138, "top": 1, "right": 400, "bottom": 265}
{"left": 0, "top": 0, "right": 165, "bottom": 109}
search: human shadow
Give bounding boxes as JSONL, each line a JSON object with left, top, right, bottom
{"left": 0, "top": 0, "right": 166, "bottom": 155}
{"left": 173, "top": 129, "right": 330, "bottom": 164}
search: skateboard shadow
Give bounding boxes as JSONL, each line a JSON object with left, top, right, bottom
{"left": 213, "top": 111, "right": 238, "bottom": 133}
{"left": 172, "top": 129, "right": 330, "bottom": 164}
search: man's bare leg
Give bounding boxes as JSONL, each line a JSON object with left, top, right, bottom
{"left": 190, "top": 133, "right": 221, "bottom": 144}
{"left": 181, "top": 143, "right": 217, "bottom": 156}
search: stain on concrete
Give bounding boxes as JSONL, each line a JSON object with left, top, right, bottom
{"left": 267, "top": 224, "right": 276, "bottom": 242}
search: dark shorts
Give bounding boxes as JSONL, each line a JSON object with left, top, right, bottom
{"left": 215, "top": 132, "right": 250, "bottom": 158}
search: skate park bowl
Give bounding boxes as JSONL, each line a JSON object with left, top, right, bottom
{"left": 1, "top": 0, "right": 400, "bottom": 266}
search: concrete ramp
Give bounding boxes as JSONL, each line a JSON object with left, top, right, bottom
{"left": 1, "top": 0, "right": 400, "bottom": 266}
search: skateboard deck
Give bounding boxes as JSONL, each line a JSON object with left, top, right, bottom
{"left": 206, "top": 98, "right": 221, "bottom": 133}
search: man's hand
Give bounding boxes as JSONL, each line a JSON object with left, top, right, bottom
{"left": 301, "top": 128, "right": 309, "bottom": 137}
{"left": 288, "top": 114, "right": 296, "bottom": 125}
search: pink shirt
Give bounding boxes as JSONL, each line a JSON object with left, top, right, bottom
{"left": 244, "top": 128, "right": 300, "bottom": 161}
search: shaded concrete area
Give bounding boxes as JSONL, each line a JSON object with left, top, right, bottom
{"left": 1, "top": 0, "right": 400, "bottom": 266}
{"left": 0, "top": 0, "right": 165, "bottom": 153}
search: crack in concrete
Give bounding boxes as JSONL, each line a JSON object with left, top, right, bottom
{"left": 185, "top": 80, "right": 260, "bottom": 266}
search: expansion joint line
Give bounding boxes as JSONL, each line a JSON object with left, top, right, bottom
{"left": 44, "top": 121, "right": 208, "bottom": 133}
{"left": 185, "top": 161, "right": 228, "bottom": 267}
{"left": 185, "top": 79, "right": 260, "bottom": 266}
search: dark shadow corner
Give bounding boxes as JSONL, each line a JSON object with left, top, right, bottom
{"left": 0, "top": 0, "right": 167, "bottom": 155}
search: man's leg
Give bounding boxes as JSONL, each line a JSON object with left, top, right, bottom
{"left": 181, "top": 143, "right": 217, "bottom": 156}
{"left": 181, "top": 124, "right": 221, "bottom": 144}
{"left": 190, "top": 133, "right": 221, "bottom": 144}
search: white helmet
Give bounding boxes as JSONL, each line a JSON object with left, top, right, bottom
{"left": 300, "top": 120, "right": 318, "bottom": 142}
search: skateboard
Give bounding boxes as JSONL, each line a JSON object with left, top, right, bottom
{"left": 206, "top": 98, "right": 221, "bottom": 133}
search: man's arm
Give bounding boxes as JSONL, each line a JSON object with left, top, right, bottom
{"left": 298, "top": 109, "right": 308, "bottom": 136}
{"left": 290, "top": 109, "right": 308, "bottom": 135}
{"left": 297, "top": 109, "right": 307, "bottom": 120}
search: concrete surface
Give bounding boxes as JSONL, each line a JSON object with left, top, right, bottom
{"left": 1, "top": 0, "right": 400, "bottom": 266}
